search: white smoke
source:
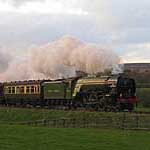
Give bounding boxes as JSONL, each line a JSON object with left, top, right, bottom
{"left": 0, "top": 36, "right": 120, "bottom": 81}
{"left": 0, "top": 48, "right": 12, "bottom": 73}
{"left": 2, "top": 0, "right": 45, "bottom": 7}
{"left": 112, "top": 64, "right": 124, "bottom": 75}
{"left": 30, "top": 36, "right": 119, "bottom": 77}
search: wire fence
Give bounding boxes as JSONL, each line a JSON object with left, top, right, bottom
{"left": 18, "top": 113, "right": 150, "bottom": 130}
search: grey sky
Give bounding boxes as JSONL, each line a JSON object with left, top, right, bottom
{"left": 0, "top": 0, "right": 150, "bottom": 62}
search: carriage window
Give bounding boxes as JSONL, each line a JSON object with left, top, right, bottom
{"left": 16, "top": 87, "right": 20, "bottom": 94}
{"left": 37, "top": 86, "right": 40, "bottom": 93}
{"left": 26, "top": 86, "right": 30, "bottom": 93}
{"left": 8, "top": 87, "right": 11, "bottom": 94}
{"left": 31, "top": 86, "right": 35, "bottom": 93}
{"left": 12, "top": 87, "right": 15, "bottom": 94}
{"left": 20, "top": 86, "right": 24, "bottom": 94}
{"left": 34, "top": 85, "right": 40, "bottom": 93}
{"left": 5, "top": 87, "right": 9, "bottom": 94}
{"left": 35, "top": 86, "right": 37, "bottom": 93}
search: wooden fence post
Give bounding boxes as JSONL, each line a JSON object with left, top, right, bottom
{"left": 135, "top": 115, "right": 139, "bottom": 128}
{"left": 53, "top": 119, "right": 57, "bottom": 127}
{"left": 62, "top": 119, "right": 65, "bottom": 128}
{"left": 43, "top": 119, "right": 46, "bottom": 126}
{"left": 72, "top": 118, "right": 76, "bottom": 128}
{"left": 122, "top": 113, "right": 126, "bottom": 129}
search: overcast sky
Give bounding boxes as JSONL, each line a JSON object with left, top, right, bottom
{"left": 0, "top": 0, "right": 150, "bottom": 62}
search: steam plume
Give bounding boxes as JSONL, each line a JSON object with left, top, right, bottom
{"left": 0, "top": 36, "right": 120, "bottom": 81}
{"left": 0, "top": 48, "right": 11, "bottom": 73}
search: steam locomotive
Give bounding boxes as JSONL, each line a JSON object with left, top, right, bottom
{"left": 0, "top": 75, "right": 137, "bottom": 111}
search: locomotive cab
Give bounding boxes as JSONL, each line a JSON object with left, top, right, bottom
{"left": 117, "top": 75, "right": 137, "bottom": 111}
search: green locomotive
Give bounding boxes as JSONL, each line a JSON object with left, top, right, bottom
{"left": 0, "top": 75, "right": 137, "bottom": 111}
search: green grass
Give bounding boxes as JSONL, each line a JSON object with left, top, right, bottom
{"left": 0, "top": 108, "right": 149, "bottom": 150}
{"left": 135, "top": 106, "right": 150, "bottom": 112}
{"left": 0, "top": 125, "right": 149, "bottom": 150}
{"left": 0, "top": 107, "right": 149, "bottom": 124}
{"left": 0, "top": 107, "right": 124, "bottom": 124}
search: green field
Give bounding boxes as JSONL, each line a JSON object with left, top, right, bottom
{"left": 0, "top": 107, "right": 124, "bottom": 124}
{"left": 0, "top": 125, "right": 150, "bottom": 150}
{"left": 0, "top": 108, "right": 150, "bottom": 150}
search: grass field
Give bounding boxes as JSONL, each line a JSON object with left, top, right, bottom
{"left": 0, "top": 125, "right": 149, "bottom": 150}
{"left": 0, "top": 107, "right": 149, "bottom": 124}
{"left": 0, "top": 107, "right": 124, "bottom": 124}
{"left": 0, "top": 108, "right": 149, "bottom": 150}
